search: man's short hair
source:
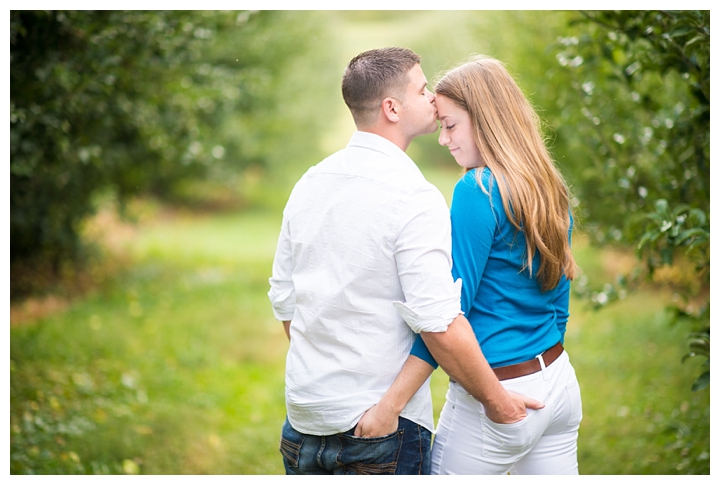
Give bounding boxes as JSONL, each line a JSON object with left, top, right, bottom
{"left": 341, "top": 47, "right": 421, "bottom": 127}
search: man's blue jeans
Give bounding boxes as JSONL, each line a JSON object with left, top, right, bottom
{"left": 279, "top": 416, "right": 432, "bottom": 474}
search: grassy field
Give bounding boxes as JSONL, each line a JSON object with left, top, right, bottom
{"left": 9, "top": 168, "right": 710, "bottom": 475}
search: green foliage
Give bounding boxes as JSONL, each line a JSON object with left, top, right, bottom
{"left": 10, "top": 358, "right": 152, "bottom": 474}
{"left": 11, "top": 11, "right": 210, "bottom": 269}
{"left": 547, "top": 11, "right": 710, "bottom": 391}
{"left": 565, "top": 291, "right": 710, "bottom": 474}
{"left": 192, "top": 11, "right": 338, "bottom": 182}
{"left": 682, "top": 328, "right": 710, "bottom": 392}
{"left": 10, "top": 11, "right": 336, "bottom": 296}
{"left": 550, "top": 11, "right": 709, "bottom": 244}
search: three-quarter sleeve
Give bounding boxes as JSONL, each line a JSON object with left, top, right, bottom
{"left": 553, "top": 215, "right": 575, "bottom": 342}
{"left": 408, "top": 171, "right": 495, "bottom": 367}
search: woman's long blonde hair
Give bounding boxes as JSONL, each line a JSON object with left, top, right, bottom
{"left": 435, "top": 55, "right": 577, "bottom": 291}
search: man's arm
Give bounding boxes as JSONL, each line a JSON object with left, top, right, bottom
{"left": 268, "top": 211, "right": 296, "bottom": 328}
{"left": 354, "top": 355, "right": 433, "bottom": 437}
{"left": 420, "top": 313, "right": 543, "bottom": 424}
{"left": 282, "top": 320, "right": 291, "bottom": 341}
{"left": 366, "top": 186, "right": 541, "bottom": 435}
{"left": 356, "top": 314, "right": 544, "bottom": 437}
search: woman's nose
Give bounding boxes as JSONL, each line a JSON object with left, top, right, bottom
{"left": 438, "top": 128, "right": 449, "bottom": 146}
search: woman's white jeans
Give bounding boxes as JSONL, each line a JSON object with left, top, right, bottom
{"left": 431, "top": 351, "right": 582, "bottom": 475}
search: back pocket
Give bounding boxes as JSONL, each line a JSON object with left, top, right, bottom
{"left": 480, "top": 410, "right": 539, "bottom": 461}
{"left": 279, "top": 420, "right": 305, "bottom": 469}
{"left": 564, "top": 376, "right": 583, "bottom": 429}
{"left": 336, "top": 430, "right": 404, "bottom": 475}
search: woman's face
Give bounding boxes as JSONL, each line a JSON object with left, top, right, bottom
{"left": 436, "top": 94, "right": 483, "bottom": 169}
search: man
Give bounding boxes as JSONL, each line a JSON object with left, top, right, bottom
{"left": 268, "top": 47, "right": 541, "bottom": 475}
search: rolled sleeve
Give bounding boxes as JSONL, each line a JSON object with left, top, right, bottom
{"left": 268, "top": 286, "right": 295, "bottom": 321}
{"left": 268, "top": 214, "right": 296, "bottom": 321}
{"left": 392, "top": 187, "right": 462, "bottom": 334}
{"left": 402, "top": 279, "right": 462, "bottom": 369}
{"left": 392, "top": 279, "right": 463, "bottom": 334}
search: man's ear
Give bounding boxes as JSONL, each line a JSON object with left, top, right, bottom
{"left": 380, "top": 97, "right": 400, "bottom": 123}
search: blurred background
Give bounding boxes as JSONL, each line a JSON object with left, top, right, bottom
{"left": 9, "top": 10, "right": 709, "bottom": 474}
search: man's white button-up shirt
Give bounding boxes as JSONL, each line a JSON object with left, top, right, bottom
{"left": 268, "top": 131, "right": 461, "bottom": 435}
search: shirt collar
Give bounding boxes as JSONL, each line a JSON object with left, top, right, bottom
{"left": 346, "top": 131, "right": 416, "bottom": 167}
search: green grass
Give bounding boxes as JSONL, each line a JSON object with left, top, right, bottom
{"left": 10, "top": 183, "right": 709, "bottom": 474}
{"left": 566, "top": 290, "right": 710, "bottom": 474}
{"left": 11, "top": 207, "right": 290, "bottom": 474}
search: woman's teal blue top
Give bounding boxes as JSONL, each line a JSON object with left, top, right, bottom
{"left": 410, "top": 167, "right": 571, "bottom": 368}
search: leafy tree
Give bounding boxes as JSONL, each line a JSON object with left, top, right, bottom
{"left": 11, "top": 11, "right": 207, "bottom": 276}
{"left": 10, "top": 11, "right": 336, "bottom": 298}
{"left": 548, "top": 10, "right": 709, "bottom": 391}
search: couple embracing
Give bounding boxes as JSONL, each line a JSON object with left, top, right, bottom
{"left": 268, "top": 47, "right": 582, "bottom": 475}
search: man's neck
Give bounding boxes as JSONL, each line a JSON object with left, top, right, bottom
{"left": 357, "top": 126, "right": 410, "bottom": 152}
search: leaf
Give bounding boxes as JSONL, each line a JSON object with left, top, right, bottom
{"left": 660, "top": 247, "right": 673, "bottom": 265}
{"left": 687, "top": 337, "right": 710, "bottom": 355}
{"left": 667, "top": 26, "right": 693, "bottom": 38}
{"left": 691, "top": 371, "right": 710, "bottom": 391}
{"left": 654, "top": 198, "right": 669, "bottom": 214}
{"left": 687, "top": 208, "right": 707, "bottom": 226}
{"left": 685, "top": 34, "right": 706, "bottom": 47}
{"left": 674, "top": 228, "right": 707, "bottom": 245}
{"left": 685, "top": 236, "right": 709, "bottom": 252}
{"left": 637, "top": 229, "right": 661, "bottom": 249}
{"left": 643, "top": 212, "right": 664, "bottom": 224}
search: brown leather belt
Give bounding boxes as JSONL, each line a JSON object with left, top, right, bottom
{"left": 451, "top": 342, "right": 564, "bottom": 383}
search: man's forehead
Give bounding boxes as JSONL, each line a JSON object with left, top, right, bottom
{"left": 408, "top": 64, "right": 428, "bottom": 86}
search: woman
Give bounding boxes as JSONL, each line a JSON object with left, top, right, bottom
{"left": 410, "top": 55, "right": 583, "bottom": 474}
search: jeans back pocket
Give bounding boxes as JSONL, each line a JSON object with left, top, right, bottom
{"left": 279, "top": 419, "right": 305, "bottom": 469}
{"left": 336, "top": 429, "right": 404, "bottom": 474}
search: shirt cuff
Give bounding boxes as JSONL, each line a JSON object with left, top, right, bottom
{"left": 392, "top": 279, "right": 463, "bottom": 334}
{"left": 268, "top": 286, "right": 296, "bottom": 321}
